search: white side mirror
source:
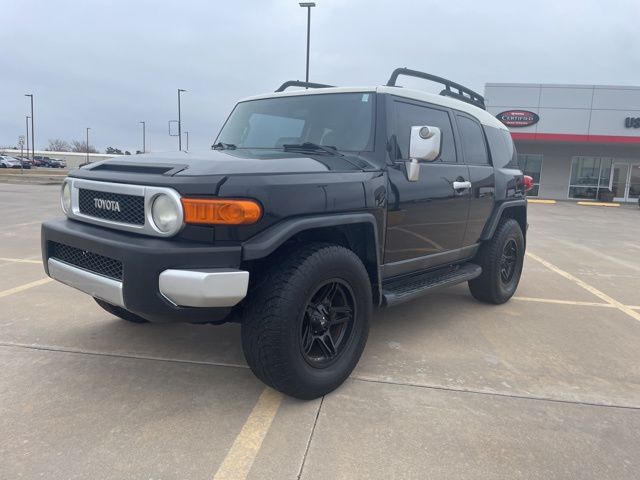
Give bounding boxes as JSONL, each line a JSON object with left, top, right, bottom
{"left": 406, "top": 126, "right": 442, "bottom": 181}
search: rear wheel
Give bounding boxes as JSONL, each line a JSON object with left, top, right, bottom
{"left": 241, "top": 243, "right": 371, "bottom": 400}
{"left": 468, "top": 218, "right": 524, "bottom": 304}
{"left": 94, "top": 298, "right": 149, "bottom": 323}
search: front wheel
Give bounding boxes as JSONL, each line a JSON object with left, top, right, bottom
{"left": 241, "top": 243, "right": 372, "bottom": 400}
{"left": 468, "top": 218, "right": 525, "bottom": 304}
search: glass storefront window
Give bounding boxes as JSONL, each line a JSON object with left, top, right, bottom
{"left": 568, "top": 157, "right": 613, "bottom": 200}
{"left": 517, "top": 154, "right": 542, "bottom": 197}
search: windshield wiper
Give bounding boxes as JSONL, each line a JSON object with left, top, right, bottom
{"left": 212, "top": 142, "right": 237, "bottom": 150}
{"left": 282, "top": 142, "right": 344, "bottom": 156}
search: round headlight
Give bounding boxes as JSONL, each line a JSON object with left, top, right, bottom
{"left": 151, "top": 194, "right": 181, "bottom": 233}
{"left": 61, "top": 182, "right": 71, "bottom": 214}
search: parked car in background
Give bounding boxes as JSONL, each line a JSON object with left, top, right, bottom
{"left": 34, "top": 155, "right": 66, "bottom": 168}
{"left": 0, "top": 155, "right": 23, "bottom": 168}
{"left": 15, "top": 157, "right": 32, "bottom": 169}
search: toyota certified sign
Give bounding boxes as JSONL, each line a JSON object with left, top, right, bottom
{"left": 496, "top": 110, "right": 539, "bottom": 128}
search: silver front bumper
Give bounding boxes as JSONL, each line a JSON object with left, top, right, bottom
{"left": 48, "top": 258, "right": 125, "bottom": 307}
{"left": 47, "top": 259, "right": 249, "bottom": 309}
{"left": 158, "top": 269, "right": 249, "bottom": 307}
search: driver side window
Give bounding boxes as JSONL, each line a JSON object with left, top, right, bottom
{"left": 391, "top": 100, "right": 457, "bottom": 163}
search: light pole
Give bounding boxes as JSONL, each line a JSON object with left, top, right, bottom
{"left": 25, "top": 116, "right": 30, "bottom": 159}
{"left": 140, "top": 121, "right": 146, "bottom": 153}
{"left": 299, "top": 2, "right": 316, "bottom": 83}
{"left": 86, "top": 127, "right": 91, "bottom": 164}
{"left": 177, "top": 89, "right": 186, "bottom": 150}
{"left": 184, "top": 131, "right": 189, "bottom": 151}
{"left": 25, "top": 94, "right": 34, "bottom": 160}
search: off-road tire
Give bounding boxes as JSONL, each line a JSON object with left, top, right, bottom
{"left": 94, "top": 298, "right": 149, "bottom": 323}
{"left": 468, "top": 218, "right": 524, "bottom": 304}
{"left": 241, "top": 243, "right": 372, "bottom": 400}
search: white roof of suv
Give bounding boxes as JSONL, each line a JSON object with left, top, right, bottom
{"left": 241, "top": 86, "right": 507, "bottom": 131}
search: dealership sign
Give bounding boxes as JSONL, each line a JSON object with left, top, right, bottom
{"left": 496, "top": 110, "right": 539, "bottom": 128}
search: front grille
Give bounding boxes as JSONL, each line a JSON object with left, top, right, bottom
{"left": 78, "top": 188, "right": 145, "bottom": 225}
{"left": 49, "top": 242, "right": 123, "bottom": 280}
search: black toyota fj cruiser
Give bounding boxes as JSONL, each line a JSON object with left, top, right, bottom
{"left": 42, "top": 68, "right": 529, "bottom": 399}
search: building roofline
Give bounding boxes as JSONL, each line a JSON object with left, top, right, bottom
{"left": 485, "top": 82, "right": 640, "bottom": 90}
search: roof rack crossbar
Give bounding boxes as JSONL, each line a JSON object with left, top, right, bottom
{"left": 275, "top": 80, "right": 335, "bottom": 92}
{"left": 386, "top": 67, "right": 486, "bottom": 110}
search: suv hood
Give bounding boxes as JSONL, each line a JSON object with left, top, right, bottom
{"left": 83, "top": 149, "right": 372, "bottom": 177}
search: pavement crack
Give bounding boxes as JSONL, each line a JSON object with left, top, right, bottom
{"left": 353, "top": 375, "right": 640, "bottom": 411}
{"left": 297, "top": 395, "right": 324, "bottom": 480}
{"left": 0, "top": 341, "right": 249, "bottom": 370}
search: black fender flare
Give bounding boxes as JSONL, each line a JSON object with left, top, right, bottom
{"left": 480, "top": 199, "right": 527, "bottom": 241}
{"left": 242, "top": 212, "right": 381, "bottom": 262}
{"left": 241, "top": 212, "right": 383, "bottom": 304}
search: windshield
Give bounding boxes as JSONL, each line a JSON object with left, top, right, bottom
{"left": 216, "top": 92, "right": 375, "bottom": 151}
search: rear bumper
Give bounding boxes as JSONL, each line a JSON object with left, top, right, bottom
{"left": 42, "top": 218, "right": 247, "bottom": 323}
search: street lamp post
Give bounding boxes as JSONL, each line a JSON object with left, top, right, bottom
{"left": 25, "top": 116, "right": 30, "bottom": 159}
{"left": 299, "top": 3, "right": 316, "bottom": 83}
{"left": 140, "top": 121, "right": 146, "bottom": 153}
{"left": 86, "top": 127, "right": 91, "bottom": 164}
{"left": 25, "top": 94, "right": 34, "bottom": 160}
{"left": 177, "top": 89, "right": 186, "bottom": 150}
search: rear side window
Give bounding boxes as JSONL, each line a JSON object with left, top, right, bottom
{"left": 484, "top": 126, "right": 518, "bottom": 168}
{"left": 391, "top": 100, "right": 457, "bottom": 163}
{"left": 456, "top": 115, "right": 489, "bottom": 165}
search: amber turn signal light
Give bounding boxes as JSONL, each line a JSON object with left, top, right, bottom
{"left": 181, "top": 198, "right": 262, "bottom": 225}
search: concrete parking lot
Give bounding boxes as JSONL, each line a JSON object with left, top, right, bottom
{"left": 1, "top": 183, "right": 639, "bottom": 480}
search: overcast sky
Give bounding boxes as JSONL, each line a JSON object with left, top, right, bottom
{"left": 2, "top": 0, "right": 639, "bottom": 153}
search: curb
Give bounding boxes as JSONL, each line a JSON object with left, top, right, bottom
{"left": 576, "top": 201, "right": 620, "bottom": 207}
{"left": 0, "top": 174, "right": 65, "bottom": 185}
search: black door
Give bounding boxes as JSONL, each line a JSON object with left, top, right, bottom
{"left": 384, "top": 98, "right": 471, "bottom": 277}
{"left": 455, "top": 113, "right": 496, "bottom": 246}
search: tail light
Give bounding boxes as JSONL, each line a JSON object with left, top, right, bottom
{"left": 522, "top": 175, "right": 534, "bottom": 193}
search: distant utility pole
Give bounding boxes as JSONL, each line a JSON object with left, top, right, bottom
{"left": 140, "top": 121, "right": 146, "bottom": 153}
{"left": 25, "top": 94, "right": 34, "bottom": 160}
{"left": 299, "top": 2, "right": 316, "bottom": 83}
{"left": 177, "top": 89, "right": 186, "bottom": 151}
{"left": 86, "top": 127, "right": 91, "bottom": 164}
{"left": 25, "top": 116, "right": 30, "bottom": 158}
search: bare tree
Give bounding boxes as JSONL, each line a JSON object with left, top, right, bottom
{"left": 46, "top": 138, "right": 72, "bottom": 152}
{"left": 71, "top": 140, "right": 98, "bottom": 153}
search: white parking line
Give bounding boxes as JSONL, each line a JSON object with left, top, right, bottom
{"left": 512, "top": 296, "right": 614, "bottom": 308}
{"left": 526, "top": 252, "right": 640, "bottom": 323}
{"left": 212, "top": 387, "right": 283, "bottom": 480}
{"left": 0, "top": 278, "right": 52, "bottom": 298}
{"left": 0, "top": 257, "right": 42, "bottom": 264}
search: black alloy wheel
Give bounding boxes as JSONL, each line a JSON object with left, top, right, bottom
{"left": 468, "top": 218, "right": 525, "bottom": 304}
{"left": 500, "top": 239, "right": 518, "bottom": 284}
{"left": 241, "top": 243, "right": 372, "bottom": 400}
{"left": 300, "top": 280, "right": 355, "bottom": 367}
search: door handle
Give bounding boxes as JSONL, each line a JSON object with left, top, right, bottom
{"left": 452, "top": 181, "right": 471, "bottom": 190}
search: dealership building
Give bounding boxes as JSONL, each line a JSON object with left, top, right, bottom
{"left": 485, "top": 83, "right": 640, "bottom": 202}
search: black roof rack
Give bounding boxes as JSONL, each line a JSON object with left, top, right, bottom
{"left": 275, "top": 80, "right": 335, "bottom": 92}
{"left": 386, "top": 67, "right": 485, "bottom": 110}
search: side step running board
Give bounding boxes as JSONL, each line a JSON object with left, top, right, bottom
{"left": 382, "top": 263, "right": 482, "bottom": 307}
